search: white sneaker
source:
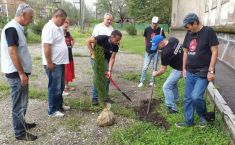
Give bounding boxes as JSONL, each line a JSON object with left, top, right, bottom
{"left": 62, "top": 91, "right": 70, "bottom": 96}
{"left": 149, "top": 82, "right": 154, "bottom": 87}
{"left": 138, "top": 82, "right": 144, "bottom": 87}
{"left": 49, "top": 111, "right": 65, "bottom": 117}
{"left": 62, "top": 105, "right": 70, "bottom": 111}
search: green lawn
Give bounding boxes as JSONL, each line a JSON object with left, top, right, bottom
{"left": 112, "top": 70, "right": 230, "bottom": 145}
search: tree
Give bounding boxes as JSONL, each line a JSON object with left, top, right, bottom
{"left": 127, "top": 0, "right": 172, "bottom": 24}
{"left": 96, "top": 0, "right": 128, "bottom": 24}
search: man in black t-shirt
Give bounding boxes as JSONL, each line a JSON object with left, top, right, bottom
{"left": 138, "top": 16, "right": 166, "bottom": 88}
{"left": 152, "top": 36, "right": 183, "bottom": 113}
{"left": 176, "top": 13, "right": 219, "bottom": 128}
{"left": 86, "top": 30, "right": 122, "bottom": 105}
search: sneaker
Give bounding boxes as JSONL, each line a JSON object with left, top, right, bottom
{"left": 62, "top": 91, "right": 70, "bottom": 96}
{"left": 48, "top": 111, "right": 65, "bottom": 117}
{"left": 175, "top": 122, "right": 187, "bottom": 128}
{"left": 92, "top": 99, "right": 99, "bottom": 106}
{"left": 168, "top": 107, "right": 178, "bottom": 114}
{"left": 16, "top": 132, "right": 37, "bottom": 141}
{"left": 138, "top": 82, "right": 144, "bottom": 87}
{"left": 25, "top": 122, "right": 36, "bottom": 130}
{"left": 199, "top": 118, "right": 207, "bottom": 128}
{"left": 149, "top": 82, "right": 154, "bottom": 87}
{"left": 61, "top": 105, "right": 70, "bottom": 111}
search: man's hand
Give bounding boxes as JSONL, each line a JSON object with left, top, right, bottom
{"left": 182, "top": 69, "right": 187, "bottom": 79}
{"left": 19, "top": 73, "right": 28, "bottom": 86}
{"left": 105, "top": 71, "right": 111, "bottom": 78}
{"left": 152, "top": 71, "right": 157, "bottom": 77}
{"left": 207, "top": 72, "right": 215, "bottom": 82}
{"left": 47, "top": 62, "right": 55, "bottom": 71}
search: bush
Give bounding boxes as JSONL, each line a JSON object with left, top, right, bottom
{"left": 29, "top": 21, "right": 46, "bottom": 35}
{"left": 0, "top": 16, "right": 7, "bottom": 28}
{"left": 125, "top": 25, "right": 137, "bottom": 35}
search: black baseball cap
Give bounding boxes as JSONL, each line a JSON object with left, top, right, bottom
{"left": 183, "top": 13, "right": 199, "bottom": 27}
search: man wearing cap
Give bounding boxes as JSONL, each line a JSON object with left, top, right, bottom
{"left": 1, "top": 3, "right": 37, "bottom": 141}
{"left": 138, "top": 16, "right": 166, "bottom": 88}
{"left": 152, "top": 35, "right": 183, "bottom": 113}
{"left": 175, "top": 13, "right": 219, "bottom": 128}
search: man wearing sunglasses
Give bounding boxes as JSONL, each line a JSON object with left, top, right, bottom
{"left": 176, "top": 13, "right": 219, "bottom": 128}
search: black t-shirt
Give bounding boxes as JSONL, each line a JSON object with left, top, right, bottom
{"left": 65, "top": 31, "right": 73, "bottom": 61}
{"left": 161, "top": 37, "right": 183, "bottom": 70}
{"left": 143, "top": 26, "right": 166, "bottom": 53}
{"left": 183, "top": 26, "right": 219, "bottom": 72}
{"left": 95, "top": 35, "right": 119, "bottom": 61}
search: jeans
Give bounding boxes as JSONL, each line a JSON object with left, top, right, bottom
{"left": 7, "top": 77, "right": 28, "bottom": 137}
{"left": 90, "top": 58, "right": 110, "bottom": 101}
{"left": 184, "top": 71, "right": 208, "bottom": 126}
{"left": 140, "top": 52, "right": 158, "bottom": 83}
{"left": 44, "top": 64, "right": 65, "bottom": 115}
{"left": 163, "top": 69, "right": 182, "bottom": 111}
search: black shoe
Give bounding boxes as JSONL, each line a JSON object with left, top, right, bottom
{"left": 168, "top": 107, "right": 178, "bottom": 114}
{"left": 25, "top": 122, "right": 37, "bottom": 130}
{"left": 92, "top": 99, "right": 99, "bottom": 106}
{"left": 16, "top": 133, "right": 38, "bottom": 141}
{"left": 105, "top": 98, "right": 115, "bottom": 104}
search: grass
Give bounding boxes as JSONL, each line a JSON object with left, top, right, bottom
{"left": 27, "top": 31, "right": 41, "bottom": 43}
{"left": 120, "top": 34, "right": 145, "bottom": 56}
{"left": 29, "top": 87, "right": 47, "bottom": 100}
{"left": 111, "top": 68, "right": 231, "bottom": 145}
{"left": 70, "top": 27, "right": 92, "bottom": 48}
{"left": 61, "top": 115, "right": 81, "bottom": 132}
{"left": 0, "top": 81, "right": 10, "bottom": 99}
{"left": 64, "top": 97, "right": 102, "bottom": 112}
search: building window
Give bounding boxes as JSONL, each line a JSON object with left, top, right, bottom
{"left": 212, "top": 0, "right": 217, "bottom": 10}
{"left": 205, "top": 0, "right": 209, "bottom": 12}
{"left": 221, "top": 0, "right": 229, "bottom": 5}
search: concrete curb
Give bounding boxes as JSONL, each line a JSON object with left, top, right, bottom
{"left": 207, "top": 82, "right": 235, "bottom": 142}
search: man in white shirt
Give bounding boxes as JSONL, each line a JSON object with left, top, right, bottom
{"left": 92, "top": 13, "right": 114, "bottom": 37}
{"left": 42, "top": 8, "right": 70, "bottom": 117}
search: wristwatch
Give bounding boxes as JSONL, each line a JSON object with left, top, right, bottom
{"left": 208, "top": 70, "right": 215, "bottom": 74}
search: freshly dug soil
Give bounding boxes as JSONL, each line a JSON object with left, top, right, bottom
{"left": 134, "top": 99, "right": 170, "bottom": 130}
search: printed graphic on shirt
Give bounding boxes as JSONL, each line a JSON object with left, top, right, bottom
{"left": 173, "top": 43, "right": 182, "bottom": 55}
{"left": 188, "top": 39, "right": 197, "bottom": 55}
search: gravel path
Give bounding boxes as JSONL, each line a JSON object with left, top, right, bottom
{"left": 0, "top": 44, "right": 154, "bottom": 145}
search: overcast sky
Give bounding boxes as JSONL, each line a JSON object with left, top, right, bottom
{"left": 65, "top": 0, "right": 96, "bottom": 8}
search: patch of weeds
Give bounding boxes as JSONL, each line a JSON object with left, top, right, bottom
{"left": 120, "top": 72, "right": 140, "bottom": 82}
{"left": 61, "top": 115, "right": 81, "bottom": 132}
{"left": 0, "top": 83, "right": 9, "bottom": 99}
{"left": 29, "top": 87, "right": 47, "bottom": 101}
{"left": 111, "top": 104, "right": 136, "bottom": 119}
{"left": 64, "top": 98, "right": 102, "bottom": 112}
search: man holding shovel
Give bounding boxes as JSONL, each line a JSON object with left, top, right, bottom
{"left": 152, "top": 35, "right": 183, "bottom": 114}
{"left": 86, "top": 30, "right": 122, "bottom": 105}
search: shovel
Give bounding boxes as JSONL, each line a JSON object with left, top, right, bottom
{"left": 106, "top": 74, "right": 132, "bottom": 102}
{"left": 147, "top": 78, "right": 155, "bottom": 114}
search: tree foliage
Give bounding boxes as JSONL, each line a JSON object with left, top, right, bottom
{"left": 93, "top": 45, "right": 107, "bottom": 107}
{"left": 97, "top": 0, "right": 128, "bottom": 23}
{"left": 127, "top": 0, "right": 172, "bottom": 24}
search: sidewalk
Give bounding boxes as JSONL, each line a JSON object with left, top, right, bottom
{"left": 215, "top": 61, "right": 235, "bottom": 112}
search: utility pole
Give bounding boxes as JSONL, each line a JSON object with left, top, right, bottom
{"left": 3, "top": 0, "right": 9, "bottom": 22}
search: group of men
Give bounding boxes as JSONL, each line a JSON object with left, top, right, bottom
{"left": 0, "top": 2, "right": 218, "bottom": 142}
{"left": 138, "top": 14, "right": 218, "bottom": 128}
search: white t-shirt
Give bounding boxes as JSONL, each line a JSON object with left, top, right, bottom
{"left": 92, "top": 23, "right": 114, "bottom": 37}
{"left": 41, "top": 20, "right": 69, "bottom": 65}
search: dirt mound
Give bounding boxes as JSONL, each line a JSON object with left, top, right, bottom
{"left": 134, "top": 99, "right": 170, "bottom": 130}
